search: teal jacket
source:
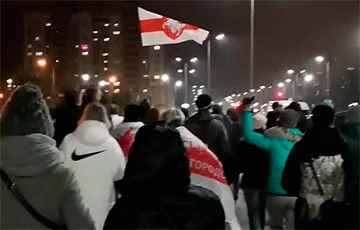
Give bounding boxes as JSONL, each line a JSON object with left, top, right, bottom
{"left": 242, "top": 111, "right": 302, "bottom": 195}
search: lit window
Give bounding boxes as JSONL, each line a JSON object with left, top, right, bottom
{"left": 104, "top": 23, "right": 109, "bottom": 27}
{"left": 114, "top": 82, "right": 120, "bottom": 86}
{"left": 75, "top": 45, "right": 79, "bottom": 48}
{"left": 35, "top": 52, "right": 43, "bottom": 56}
{"left": 27, "top": 52, "right": 32, "bottom": 56}
{"left": 114, "top": 23, "right": 119, "bottom": 26}
{"left": 45, "top": 22, "right": 51, "bottom": 27}
{"left": 104, "top": 37, "right": 110, "bottom": 42}
{"left": 102, "top": 53, "right": 108, "bottom": 56}
{"left": 35, "top": 37, "right": 40, "bottom": 41}
{"left": 46, "top": 45, "right": 50, "bottom": 48}
{"left": 93, "top": 31, "right": 98, "bottom": 34}
{"left": 27, "top": 44, "right": 32, "bottom": 48}
{"left": 104, "top": 60, "right": 108, "bottom": 63}
{"left": 82, "top": 51, "right": 89, "bottom": 56}
{"left": 113, "top": 31, "right": 120, "bottom": 35}
{"left": 74, "top": 74, "right": 79, "bottom": 77}
{"left": 114, "top": 89, "right": 120, "bottom": 94}
{"left": 93, "top": 38, "right": 98, "bottom": 41}
{"left": 104, "top": 67, "right": 108, "bottom": 71}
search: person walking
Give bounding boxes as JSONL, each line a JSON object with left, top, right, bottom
{"left": 110, "top": 104, "right": 144, "bottom": 159}
{"left": 282, "top": 105, "right": 354, "bottom": 229}
{"left": 266, "top": 102, "right": 282, "bottom": 129}
{"left": 185, "top": 94, "right": 234, "bottom": 184}
{"left": 1, "top": 83, "right": 95, "bottom": 229}
{"left": 241, "top": 97, "right": 302, "bottom": 230}
{"left": 51, "top": 89, "right": 83, "bottom": 146}
{"left": 60, "top": 102, "right": 126, "bottom": 229}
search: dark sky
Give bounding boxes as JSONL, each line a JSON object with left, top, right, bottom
{"left": 2, "top": 0, "right": 359, "bottom": 102}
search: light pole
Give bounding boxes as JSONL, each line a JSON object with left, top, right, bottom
{"left": 174, "top": 80, "right": 183, "bottom": 106}
{"left": 315, "top": 55, "right": 330, "bottom": 99}
{"left": 37, "top": 58, "right": 56, "bottom": 96}
{"left": 175, "top": 57, "right": 197, "bottom": 104}
{"left": 208, "top": 33, "right": 226, "bottom": 95}
{"left": 109, "top": 75, "right": 117, "bottom": 103}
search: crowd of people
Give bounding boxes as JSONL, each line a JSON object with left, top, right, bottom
{"left": 1, "top": 83, "right": 359, "bottom": 230}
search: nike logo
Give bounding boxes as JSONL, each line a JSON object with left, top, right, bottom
{"left": 71, "top": 149, "right": 106, "bottom": 161}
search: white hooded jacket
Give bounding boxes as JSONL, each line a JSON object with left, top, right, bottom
{"left": 60, "top": 120, "right": 126, "bottom": 230}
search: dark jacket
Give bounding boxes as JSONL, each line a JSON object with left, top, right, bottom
{"left": 106, "top": 121, "right": 225, "bottom": 229}
{"left": 185, "top": 110, "right": 234, "bottom": 183}
{"left": 282, "top": 127, "right": 353, "bottom": 197}
{"left": 51, "top": 103, "right": 82, "bottom": 145}
{"left": 266, "top": 110, "right": 281, "bottom": 129}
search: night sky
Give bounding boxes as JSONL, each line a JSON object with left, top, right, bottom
{"left": 2, "top": 0, "right": 359, "bottom": 102}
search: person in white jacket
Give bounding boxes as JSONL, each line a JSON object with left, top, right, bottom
{"left": 60, "top": 102, "right": 126, "bottom": 230}
{"left": 161, "top": 108, "right": 241, "bottom": 230}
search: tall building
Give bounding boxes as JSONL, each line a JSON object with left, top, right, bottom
{"left": 69, "top": 12, "right": 123, "bottom": 90}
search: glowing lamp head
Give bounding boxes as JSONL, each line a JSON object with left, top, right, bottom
{"left": 109, "top": 76, "right": 117, "bottom": 83}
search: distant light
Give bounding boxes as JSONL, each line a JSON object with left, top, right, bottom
{"left": 46, "top": 45, "right": 50, "bottom": 48}
{"left": 347, "top": 67, "right": 355, "bottom": 71}
{"left": 109, "top": 76, "right": 117, "bottom": 83}
{"left": 75, "top": 45, "right": 79, "bottom": 48}
{"left": 219, "top": 102, "right": 223, "bottom": 106}
{"left": 260, "top": 86, "right": 266, "bottom": 89}
{"left": 104, "top": 60, "right": 108, "bottom": 63}
{"left": 278, "top": 83, "right": 284, "bottom": 87}
{"left": 231, "top": 94, "right": 236, "bottom": 97}
{"left": 341, "top": 86, "right": 345, "bottom": 89}
{"left": 56, "top": 59, "right": 59, "bottom": 63}
{"left": 286, "top": 78, "right": 292, "bottom": 83}
{"left": 181, "top": 103, "right": 190, "bottom": 109}
{"left": 80, "top": 44, "right": 89, "bottom": 52}
{"left": 154, "top": 45, "right": 161, "bottom": 50}
{"left": 199, "top": 85, "right": 204, "bottom": 89}
{"left": 27, "top": 44, "right": 32, "bottom": 48}
{"left": 81, "top": 74, "right": 90, "bottom": 81}
{"left": 104, "top": 23, "right": 110, "bottom": 27}
{"left": 189, "top": 69, "right": 195, "bottom": 74}
{"left": 35, "top": 52, "right": 43, "bottom": 56}
{"left": 94, "top": 74, "right": 98, "bottom": 78}
{"left": 257, "top": 89, "right": 261, "bottom": 92}
{"left": 7, "top": 85, "right": 12, "bottom": 88}
{"left": 305, "top": 74, "right": 313, "bottom": 82}
{"left": 114, "top": 23, "right": 119, "bottom": 26}
{"left": 161, "top": 74, "right": 169, "bottom": 82}
{"left": 27, "top": 52, "right": 32, "bottom": 56}
{"left": 7, "top": 79, "right": 13, "bottom": 84}
{"left": 104, "top": 67, "right": 108, "bottom": 71}
{"left": 104, "top": 37, "right": 110, "bottom": 42}
{"left": 175, "top": 80, "right": 183, "bottom": 87}
{"left": 237, "top": 94, "right": 241, "bottom": 97}
{"left": 154, "top": 75, "right": 160, "bottom": 80}
{"left": 102, "top": 53, "right": 109, "bottom": 56}
{"left": 268, "top": 86, "right": 273, "bottom": 89}
{"left": 250, "top": 89, "right": 255, "bottom": 93}
{"left": 253, "top": 102, "right": 259, "bottom": 107}
{"left": 317, "top": 72, "right": 323, "bottom": 75}
{"left": 113, "top": 31, "right": 120, "bottom": 35}
{"left": 82, "top": 51, "right": 89, "bottom": 56}
{"left": 348, "top": 102, "right": 358, "bottom": 108}
{"left": 277, "top": 92, "right": 284, "bottom": 97}
{"left": 175, "top": 57, "right": 182, "bottom": 62}
{"left": 192, "top": 85, "right": 197, "bottom": 88}
{"left": 190, "top": 57, "right": 198, "bottom": 63}
{"left": 99, "top": 80, "right": 106, "bottom": 87}
{"left": 315, "top": 56, "right": 325, "bottom": 62}
{"left": 143, "top": 89, "right": 148, "bottom": 93}
{"left": 105, "top": 82, "right": 110, "bottom": 85}
{"left": 45, "top": 22, "right": 51, "bottom": 26}
{"left": 114, "top": 81, "right": 121, "bottom": 86}
{"left": 243, "top": 92, "right": 248, "bottom": 95}
{"left": 93, "top": 38, "right": 98, "bottom": 41}
{"left": 35, "top": 37, "right": 40, "bottom": 41}
{"left": 300, "top": 70, "right": 306, "bottom": 73}
{"left": 177, "top": 69, "right": 183, "bottom": 73}
{"left": 143, "top": 75, "right": 149, "bottom": 78}
{"left": 0, "top": 93, "right": 3, "bottom": 99}
{"left": 253, "top": 109, "right": 259, "bottom": 113}
{"left": 93, "top": 31, "right": 98, "bottom": 34}
{"left": 215, "top": 34, "right": 225, "bottom": 40}
{"left": 287, "top": 69, "right": 294, "bottom": 74}
{"left": 114, "top": 89, "right": 120, "bottom": 94}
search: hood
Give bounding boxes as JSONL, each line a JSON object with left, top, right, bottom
{"left": 1, "top": 134, "right": 63, "bottom": 176}
{"left": 73, "top": 120, "right": 109, "bottom": 146}
{"left": 265, "top": 126, "right": 302, "bottom": 149}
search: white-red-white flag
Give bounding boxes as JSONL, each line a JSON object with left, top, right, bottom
{"left": 138, "top": 7, "right": 210, "bottom": 46}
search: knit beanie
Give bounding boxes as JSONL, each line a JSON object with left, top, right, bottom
{"left": 196, "top": 94, "right": 212, "bottom": 110}
{"left": 1, "top": 83, "right": 54, "bottom": 137}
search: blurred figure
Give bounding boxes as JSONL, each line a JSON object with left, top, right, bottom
{"left": 266, "top": 102, "right": 282, "bottom": 129}
{"left": 285, "top": 102, "right": 307, "bottom": 133}
{"left": 108, "top": 104, "right": 124, "bottom": 127}
{"left": 81, "top": 86, "right": 102, "bottom": 111}
{"left": 282, "top": 105, "right": 353, "bottom": 229}
{"left": 60, "top": 102, "right": 126, "bottom": 229}
{"left": 139, "top": 99, "right": 150, "bottom": 123}
{"left": 181, "top": 107, "right": 189, "bottom": 119}
{"left": 212, "top": 104, "right": 224, "bottom": 120}
{"left": 110, "top": 104, "right": 144, "bottom": 159}
{"left": 241, "top": 97, "right": 302, "bottom": 230}
{"left": 145, "top": 107, "right": 160, "bottom": 125}
{"left": 51, "top": 89, "right": 83, "bottom": 146}
{"left": 105, "top": 119, "right": 225, "bottom": 229}
{"left": 1, "top": 84, "right": 94, "bottom": 229}
{"left": 185, "top": 94, "right": 234, "bottom": 184}
{"left": 161, "top": 108, "right": 241, "bottom": 230}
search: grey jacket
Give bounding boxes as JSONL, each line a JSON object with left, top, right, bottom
{"left": 185, "top": 110, "right": 234, "bottom": 182}
{"left": 1, "top": 134, "right": 95, "bottom": 229}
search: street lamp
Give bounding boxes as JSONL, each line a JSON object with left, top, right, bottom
{"left": 300, "top": 70, "right": 306, "bottom": 73}
{"left": 305, "top": 74, "right": 314, "bottom": 82}
{"left": 215, "top": 34, "right": 225, "bottom": 40}
{"left": 109, "top": 76, "right": 117, "bottom": 83}
{"left": 99, "top": 80, "right": 106, "bottom": 87}
{"left": 177, "top": 69, "right": 183, "bottom": 73}
{"left": 6, "top": 79, "right": 13, "bottom": 84}
{"left": 37, "top": 59, "right": 47, "bottom": 67}
{"left": 154, "top": 45, "right": 161, "bottom": 50}
{"left": 175, "top": 57, "right": 182, "bottom": 62}
{"left": 286, "top": 79, "right": 292, "bottom": 83}
{"left": 81, "top": 74, "right": 90, "bottom": 82}
{"left": 287, "top": 69, "right": 295, "bottom": 74}
{"left": 190, "top": 57, "right": 198, "bottom": 63}
{"left": 278, "top": 82, "right": 284, "bottom": 87}
{"left": 175, "top": 80, "right": 183, "bottom": 87}
{"left": 260, "top": 86, "right": 266, "bottom": 89}
{"left": 315, "top": 56, "right": 325, "bottom": 62}
{"left": 189, "top": 69, "right": 195, "bottom": 74}
{"left": 161, "top": 74, "right": 169, "bottom": 82}
{"left": 250, "top": 89, "right": 255, "bottom": 93}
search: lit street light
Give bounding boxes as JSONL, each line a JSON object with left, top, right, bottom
{"left": 231, "top": 94, "right": 236, "bottom": 97}
{"left": 99, "top": 81, "right": 106, "bottom": 87}
{"left": 192, "top": 85, "right": 197, "bottom": 88}
{"left": 143, "top": 89, "right": 148, "bottom": 93}
{"left": 154, "top": 45, "right": 161, "bottom": 50}
{"left": 243, "top": 92, "right": 248, "bottom": 95}
{"left": 37, "top": 59, "right": 47, "bottom": 67}
{"left": 190, "top": 57, "right": 198, "bottom": 63}
{"left": 161, "top": 74, "right": 169, "bottom": 82}
{"left": 250, "top": 89, "right": 255, "bottom": 93}
{"left": 286, "top": 79, "right": 292, "bottom": 83}
{"left": 315, "top": 56, "right": 325, "bottom": 62}
{"left": 177, "top": 69, "right": 183, "bottom": 73}
{"left": 260, "top": 86, "right": 266, "bottom": 89}
{"left": 287, "top": 69, "right": 295, "bottom": 74}
{"left": 175, "top": 57, "right": 182, "bottom": 62}
{"left": 109, "top": 76, "right": 117, "bottom": 83}
{"left": 215, "top": 34, "right": 225, "bottom": 40}
{"left": 278, "top": 82, "right": 284, "bottom": 87}
{"left": 181, "top": 103, "right": 190, "bottom": 109}
{"left": 175, "top": 80, "right": 183, "bottom": 87}
{"left": 268, "top": 86, "right": 273, "bottom": 89}
{"left": 6, "top": 79, "right": 13, "bottom": 84}
{"left": 305, "top": 74, "right": 314, "bottom": 82}
{"left": 189, "top": 69, "right": 195, "bottom": 74}
{"left": 300, "top": 70, "right": 306, "bottom": 73}
{"left": 82, "top": 74, "right": 90, "bottom": 81}
{"left": 200, "top": 85, "right": 205, "bottom": 89}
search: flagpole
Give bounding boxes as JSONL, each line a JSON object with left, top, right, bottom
{"left": 207, "top": 39, "right": 211, "bottom": 95}
{"left": 250, "top": 0, "right": 255, "bottom": 89}
{"left": 184, "top": 62, "right": 188, "bottom": 104}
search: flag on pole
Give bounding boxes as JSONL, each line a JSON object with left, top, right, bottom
{"left": 138, "top": 7, "right": 209, "bottom": 46}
